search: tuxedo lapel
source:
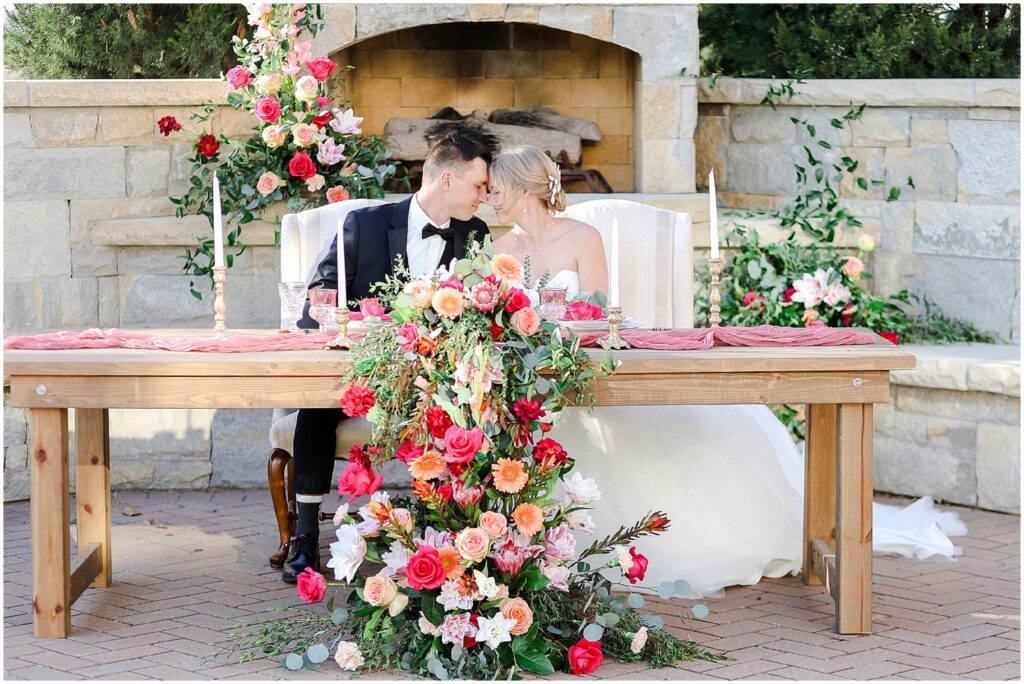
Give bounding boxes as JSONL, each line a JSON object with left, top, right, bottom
{"left": 387, "top": 198, "right": 412, "bottom": 276}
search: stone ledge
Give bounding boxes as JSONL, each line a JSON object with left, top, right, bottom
{"left": 7, "top": 79, "right": 226, "bottom": 108}
{"left": 698, "top": 77, "right": 1020, "bottom": 109}
{"left": 90, "top": 215, "right": 280, "bottom": 246}
{"left": 891, "top": 343, "right": 1020, "bottom": 396}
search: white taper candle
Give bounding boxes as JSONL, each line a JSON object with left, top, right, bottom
{"left": 609, "top": 213, "right": 620, "bottom": 307}
{"left": 212, "top": 173, "right": 225, "bottom": 268}
{"left": 337, "top": 217, "right": 347, "bottom": 308}
{"left": 709, "top": 169, "right": 719, "bottom": 260}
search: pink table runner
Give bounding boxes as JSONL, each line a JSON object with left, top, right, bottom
{"left": 4, "top": 326, "right": 879, "bottom": 353}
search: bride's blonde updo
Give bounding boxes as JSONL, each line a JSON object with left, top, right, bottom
{"left": 489, "top": 145, "right": 566, "bottom": 212}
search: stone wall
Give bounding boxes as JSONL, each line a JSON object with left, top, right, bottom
{"left": 344, "top": 23, "right": 638, "bottom": 192}
{"left": 696, "top": 77, "right": 1021, "bottom": 342}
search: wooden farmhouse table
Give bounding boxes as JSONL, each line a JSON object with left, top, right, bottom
{"left": 4, "top": 329, "right": 915, "bottom": 639}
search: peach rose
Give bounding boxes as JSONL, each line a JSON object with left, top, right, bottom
{"left": 432, "top": 287, "right": 465, "bottom": 319}
{"left": 305, "top": 174, "right": 326, "bottom": 192}
{"left": 256, "top": 171, "right": 284, "bottom": 196}
{"left": 454, "top": 527, "right": 490, "bottom": 562}
{"left": 499, "top": 597, "right": 534, "bottom": 636}
{"left": 405, "top": 280, "right": 436, "bottom": 310}
{"left": 261, "top": 124, "right": 286, "bottom": 148}
{"left": 510, "top": 308, "right": 541, "bottom": 336}
{"left": 255, "top": 73, "right": 283, "bottom": 94}
{"left": 841, "top": 256, "right": 864, "bottom": 280}
{"left": 295, "top": 74, "right": 318, "bottom": 100}
{"left": 363, "top": 573, "right": 398, "bottom": 607}
{"left": 802, "top": 309, "right": 818, "bottom": 324}
{"left": 490, "top": 253, "right": 523, "bottom": 282}
{"left": 478, "top": 511, "right": 508, "bottom": 539}
{"left": 512, "top": 502, "right": 544, "bottom": 536}
{"left": 326, "top": 186, "right": 350, "bottom": 203}
{"left": 292, "top": 123, "right": 318, "bottom": 148}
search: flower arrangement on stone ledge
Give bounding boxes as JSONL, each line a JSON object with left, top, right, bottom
{"left": 163, "top": 3, "right": 402, "bottom": 299}
{"left": 217, "top": 241, "right": 724, "bottom": 678}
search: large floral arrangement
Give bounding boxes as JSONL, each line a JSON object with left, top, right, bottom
{"left": 221, "top": 240, "right": 723, "bottom": 677}
{"left": 163, "top": 3, "right": 403, "bottom": 298}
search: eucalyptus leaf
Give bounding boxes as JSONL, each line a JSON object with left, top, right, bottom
{"left": 643, "top": 614, "right": 665, "bottom": 629}
{"left": 692, "top": 604, "right": 710, "bottom": 619}
{"left": 307, "top": 644, "right": 329, "bottom": 663}
{"left": 658, "top": 581, "right": 676, "bottom": 600}
{"left": 283, "top": 653, "right": 304, "bottom": 670}
{"left": 582, "top": 623, "right": 604, "bottom": 641}
{"left": 627, "top": 593, "right": 645, "bottom": 609}
{"left": 673, "top": 579, "right": 692, "bottom": 596}
{"left": 601, "top": 612, "right": 620, "bottom": 627}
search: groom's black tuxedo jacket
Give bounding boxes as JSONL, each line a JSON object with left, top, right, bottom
{"left": 299, "top": 197, "right": 489, "bottom": 327}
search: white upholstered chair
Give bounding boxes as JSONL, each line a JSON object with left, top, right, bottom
{"left": 267, "top": 198, "right": 385, "bottom": 567}
{"left": 559, "top": 199, "right": 694, "bottom": 328}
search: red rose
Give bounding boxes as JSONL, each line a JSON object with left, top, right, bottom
{"left": 464, "top": 613, "right": 480, "bottom": 648}
{"left": 157, "top": 115, "right": 181, "bottom": 136}
{"left": 306, "top": 56, "right": 338, "bottom": 81}
{"left": 841, "top": 303, "right": 856, "bottom": 327}
{"left": 503, "top": 288, "right": 531, "bottom": 314}
{"left": 513, "top": 398, "right": 546, "bottom": 423}
{"left": 568, "top": 639, "right": 603, "bottom": 675}
{"left": 296, "top": 567, "right": 326, "bottom": 603}
{"left": 624, "top": 547, "right": 648, "bottom": 584}
{"left": 254, "top": 95, "right": 281, "bottom": 123}
{"left": 341, "top": 384, "right": 376, "bottom": 417}
{"left": 742, "top": 291, "right": 763, "bottom": 309}
{"left": 337, "top": 460, "right": 383, "bottom": 502}
{"left": 436, "top": 483, "right": 453, "bottom": 501}
{"left": 532, "top": 437, "right": 567, "bottom": 466}
{"left": 288, "top": 151, "right": 317, "bottom": 180}
{"left": 878, "top": 330, "right": 900, "bottom": 345}
{"left": 783, "top": 287, "right": 796, "bottom": 303}
{"left": 539, "top": 422, "right": 552, "bottom": 433}
{"left": 395, "top": 439, "right": 424, "bottom": 465}
{"left": 225, "top": 65, "right": 253, "bottom": 90}
{"left": 197, "top": 134, "right": 219, "bottom": 158}
{"left": 310, "top": 96, "right": 333, "bottom": 127}
{"left": 425, "top": 405, "right": 453, "bottom": 439}
{"left": 405, "top": 546, "right": 447, "bottom": 590}
{"left": 490, "top": 320, "right": 504, "bottom": 341}
{"left": 443, "top": 426, "right": 484, "bottom": 465}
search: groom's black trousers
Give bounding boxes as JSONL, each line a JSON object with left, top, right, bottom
{"left": 292, "top": 408, "right": 346, "bottom": 495}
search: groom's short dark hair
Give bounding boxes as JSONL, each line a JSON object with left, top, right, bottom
{"left": 423, "top": 134, "right": 493, "bottom": 179}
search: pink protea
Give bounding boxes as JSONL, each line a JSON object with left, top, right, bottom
{"left": 452, "top": 478, "right": 485, "bottom": 507}
{"left": 468, "top": 276, "right": 501, "bottom": 312}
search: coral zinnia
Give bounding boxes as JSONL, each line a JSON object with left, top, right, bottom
{"left": 491, "top": 458, "right": 528, "bottom": 494}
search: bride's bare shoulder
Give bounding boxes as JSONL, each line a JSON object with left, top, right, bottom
{"left": 553, "top": 217, "right": 601, "bottom": 243}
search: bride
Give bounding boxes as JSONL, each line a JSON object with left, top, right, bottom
{"left": 486, "top": 145, "right": 965, "bottom": 596}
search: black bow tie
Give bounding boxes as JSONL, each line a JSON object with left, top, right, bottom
{"left": 422, "top": 223, "right": 453, "bottom": 240}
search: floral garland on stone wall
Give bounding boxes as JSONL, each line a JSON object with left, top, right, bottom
{"left": 219, "top": 240, "right": 725, "bottom": 677}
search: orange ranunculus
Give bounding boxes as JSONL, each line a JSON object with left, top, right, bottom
{"left": 491, "top": 458, "right": 528, "bottom": 494}
{"left": 511, "top": 502, "right": 544, "bottom": 536}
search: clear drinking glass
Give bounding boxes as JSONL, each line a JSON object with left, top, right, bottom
{"left": 538, "top": 287, "right": 568, "bottom": 322}
{"left": 308, "top": 289, "right": 338, "bottom": 331}
{"left": 278, "top": 282, "right": 308, "bottom": 333}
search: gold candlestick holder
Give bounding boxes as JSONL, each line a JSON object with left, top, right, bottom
{"left": 598, "top": 306, "right": 631, "bottom": 350}
{"left": 708, "top": 257, "right": 723, "bottom": 328}
{"left": 212, "top": 266, "right": 227, "bottom": 338}
{"left": 325, "top": 307, "right": 353, "bottom": 350}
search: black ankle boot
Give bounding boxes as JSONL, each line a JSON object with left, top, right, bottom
{"left": 281, "top": 532, "right": 321, "bottom": 584}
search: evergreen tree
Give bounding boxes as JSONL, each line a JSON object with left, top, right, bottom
{"left": 700, "top": 4, "right": 1020, "bottom": 79}
{"left": 4, "top": 4, "right": 248, "bottom": 79}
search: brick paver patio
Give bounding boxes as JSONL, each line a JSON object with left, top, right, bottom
{"left": 3, "top": 490, "right": 1019, "bottom": 680}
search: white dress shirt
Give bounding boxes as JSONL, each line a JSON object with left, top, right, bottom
{"left": 406, "top": 194, "right": 450, "bottom": 278}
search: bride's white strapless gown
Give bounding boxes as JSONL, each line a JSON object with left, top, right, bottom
{"left": 542, "top": 270, "right": 967, "bottom": 597}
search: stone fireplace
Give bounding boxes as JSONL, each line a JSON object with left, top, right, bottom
{"left": 310, "top": 3, "right": 700, "bottom": 194}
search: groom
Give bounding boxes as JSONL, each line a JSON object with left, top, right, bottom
{"left": 283, "top": 134, "right": 492, "bottom": 583}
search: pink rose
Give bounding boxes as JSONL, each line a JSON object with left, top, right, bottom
{"left": 842, "top": 256, "right": 864, "bottom": 280}
{"left": 296, "top": 567, "right": 326, "bottom": 603}
{"left": 326, "top": 186, "right": 350, "bottom": 204}
{"left": 337, "top": 461, "right": 383, "bottom": 502}
{"left": 511, "top": 308, "right": 541, "bottom": 337}
{"left": 454, "top": 527, "right": 490, "bottom": 562}
{"left": 254, "top": 95, "right": 281, "bottom": 123}
{"left": 564, "top": 300, "right": 602, "bottom": 321}
{"left": 478, "top": 511, "right": 508, "bottom": 539}
{"left": 256, "top": 171, "right": 284, "bottom": 196}
{"left": 307, "top": 56, "right": 338, "bottom": 81}
{"left": 395, "top": 439, "right": 424, "bottom": 465}
{"left": 443, "top": 426, "right": 484, "bottom": 465}
{"left": 405, "top": 546, "right": 447, "bottom": 590}
{"left": 225, "top": 65, "right": 253, "bottom": 90}
{"left": 359, "top": 298, "right": 386, "bottom": 318}
{"left": 397, "top": 323, "right": 420, "bottom": 354}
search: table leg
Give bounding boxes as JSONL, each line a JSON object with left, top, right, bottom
{"left": 803, "top": 404, "right": 836, "bottom": 586}
{"left": 76, "top": 409, "right": 111, "bottom": 587}
{"left": 29, "top": 408, "right": 71, "bottom": 638}
{"left": 835, "top": 402, "right": 873, "bottom": 634}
